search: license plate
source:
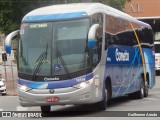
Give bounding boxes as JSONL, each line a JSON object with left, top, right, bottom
{"left": 46, "top": 97, "right": 59, "bottom": 102}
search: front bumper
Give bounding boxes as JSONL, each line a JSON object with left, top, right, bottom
{"left": 0, "top": 86, "right": 6, "bottom": 94}
{"left": 18, "top": 82, "right": 100, "bottom": 107}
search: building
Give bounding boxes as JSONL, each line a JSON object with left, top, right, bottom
{"left": 125, "top": 0, "right": 160, "bottom": 41}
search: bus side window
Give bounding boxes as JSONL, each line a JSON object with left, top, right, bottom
{"left": 97, "top": 36, "right": 102, "bottom": 61}
{"left": 92, "top": 45, "right": 98, "bottom": 64}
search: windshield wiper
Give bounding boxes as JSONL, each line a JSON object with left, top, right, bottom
{"left": 32, "top": 44, "right": 48, "bottom": 80}
{"left": 57, "top": 51, "right": 71, "bottom": 79}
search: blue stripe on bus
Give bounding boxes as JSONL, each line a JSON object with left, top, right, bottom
{"left": 18, "top": 73, "right": 93, "bottom": 89}
{"left": 115, "top": 47, "right": 140, "bottom": 96}
{"left": 23, "top": 12, "right": 88, "bottom": 22}
{"left": 106, "top": 45, "right": 155, "bottom": 97}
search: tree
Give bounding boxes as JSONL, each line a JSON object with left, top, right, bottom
{"left": 92, "top": 0, "right": 131, "bottom": 11}
{"left": 0, "top": 0, "right": 55, "bottom": 35}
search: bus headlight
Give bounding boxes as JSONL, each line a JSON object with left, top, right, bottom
{"left": 73, "top": 79, "right": 93, "bottom": 89}
{"left": 19, "top": 85, "right": 31, "bottom": 92}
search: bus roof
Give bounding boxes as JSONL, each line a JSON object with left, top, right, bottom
{"left": 22, "top": 3, "right": 150, "bottom": 27}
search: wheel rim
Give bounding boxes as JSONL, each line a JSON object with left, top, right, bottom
{"left": 105, "top": 88, "right": 108, "bottom": 101}
{"left": 141, "top": 83, "right": 144, "bottom": 95}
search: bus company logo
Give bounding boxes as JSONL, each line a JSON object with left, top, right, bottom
{"left": 49, "top": 89, "right": 55, "bottom": 94}
{"left": 44, "top": 77, "right": 59, "bottom": 81}
{"left": 115, "top": 48, "right": 129, "bottom": 61}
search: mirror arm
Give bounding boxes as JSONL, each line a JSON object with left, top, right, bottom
{"left": 88, "top": 24, "right": 99, "bottom": 40}
{"left": 5, "top": 30, "right": 20, "bottom": 54}
{"left": 88, "top": 24, "right": 99, "bottom": 48}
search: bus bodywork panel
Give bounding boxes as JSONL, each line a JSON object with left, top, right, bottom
{"left": 104, "top": 12, "right": 155, "bottom": 98}
{"left": 106, "top": 45, "right": 155, "bottom": 97}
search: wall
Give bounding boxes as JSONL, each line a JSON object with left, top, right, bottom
{"left": 125, "top": 0, "right": 160, "bottom": 18}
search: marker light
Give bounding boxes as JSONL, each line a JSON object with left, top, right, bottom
{"left": 73, "top": 79, "right": 93, "bottom": 89}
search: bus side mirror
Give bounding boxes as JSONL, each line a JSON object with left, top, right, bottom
{"left": 5, "top": 30, "right": 20, "bottom": 54}
{"left": 88, "top": 24, "right": 99, "bottom": 48}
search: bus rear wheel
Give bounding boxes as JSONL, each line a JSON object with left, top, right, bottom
{"left": 135, "top": 77, "right": 148, "bottom": 99}
{"left": 144, "top": 81, "right": 149, "bottom": 97}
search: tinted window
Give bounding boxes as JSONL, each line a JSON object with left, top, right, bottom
{"left": 155, "top": 44, "right": 160, "bottom": 53}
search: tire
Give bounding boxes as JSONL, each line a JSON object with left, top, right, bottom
{"left": 95, "top": 85, "right": 107, "bottom": 110}
{"left": 41, "top": 106, "right": 51, "bottom": 115}
{"left": 156, "top": 71, "right": 160, "bottom": 76}
{"left": 135, "top": 77, "right": 145, "bottom": 99}
{"left": 106, "top": 82, "right": 111, "bottom": 105}
{"left": 144, "top": 81, "right": 149, "bottom": 97}
{"left": 95, "top": 94, "right": 107, "bottom": 110}
{"left": 2, "top": 93, "right": 7, "bottom": 96}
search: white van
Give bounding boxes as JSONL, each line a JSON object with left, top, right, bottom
{"left": 154, "top": 41, "right": 160, "bottom": 72}
{"left": 0, "top": 71, "right": 6, "bottom": 96}
{"left": 0, "top": 78, "right": 6, "bottom": 96}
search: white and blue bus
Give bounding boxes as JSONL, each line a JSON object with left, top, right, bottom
{"left": 5, "top": 3, "right": 155, "bottom": 113}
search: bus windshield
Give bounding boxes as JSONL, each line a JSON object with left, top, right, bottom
{"left": 18, "top": 18, "right": 90, "bottom": 77}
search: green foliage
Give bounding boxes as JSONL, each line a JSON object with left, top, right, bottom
{"left": 0, "top": 0, "right": 54, "bottom": 35}
{"left": 92, "top": 0, "right": 131, "bottom": 11}
{"left": 67, "top": 0, "right": 81, "bottom": 3}
{"left": 0, "top": 0, "right": 130, "bottom": 35}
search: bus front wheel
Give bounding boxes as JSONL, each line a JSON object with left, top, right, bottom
{"left": 95, "top": 86, "right": 107, "bottom": 110}
{"left": 41, "top": 106, "right": 51, "bottom": 115}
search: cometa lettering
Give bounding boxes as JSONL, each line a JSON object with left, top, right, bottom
{"left": 115, "top": 48, "right": 129, "bottom": 61}
{"left": 44, "top": 77, "right": 59, "bottom": 81}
